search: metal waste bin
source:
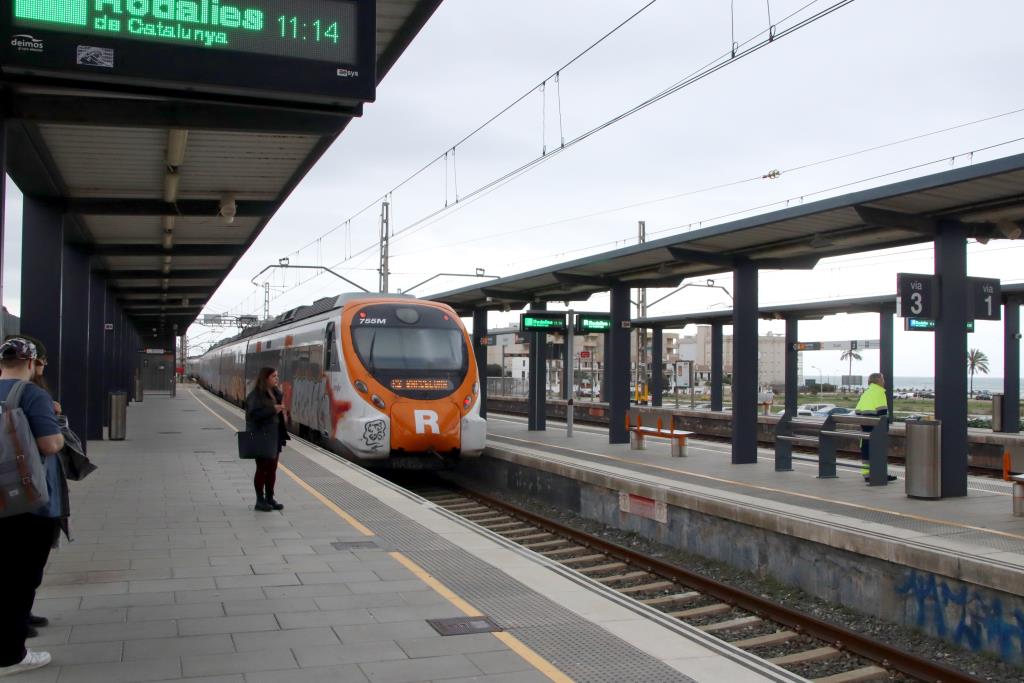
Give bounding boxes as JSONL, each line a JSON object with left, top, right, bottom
{"left": 109, "top": 391, "right": 127, "bottom": 441}
{"left": 170, "top": 376, "right": 177, "bottom": 398}
{"left": 992, "top": 393, "right": 1003, "bottom": 432}
{"left": 905, "top": 419, "right": 940, "bottom": 499}
{"left": 134, "top": 376, "right": 144, "bottom": 403}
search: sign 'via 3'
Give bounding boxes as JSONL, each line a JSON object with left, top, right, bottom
{"left": 896, "top": 273, "right": 938, "bottom": 320}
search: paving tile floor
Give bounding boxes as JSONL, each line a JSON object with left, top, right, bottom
{"left": 21, "top": 393, "right": 550, "bottom": 683}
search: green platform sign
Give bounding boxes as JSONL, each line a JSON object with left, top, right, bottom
{"left": 520, "top": 311, "right": 566, "bottom": 333}
{"left": 574, "top": 312, "right": 611, "bottom": 334}
{"left": 905, "top": 318, "right": 974, "bottom": 332}
{"left": 3, "top": 0, "right": 375, "bottom": 107}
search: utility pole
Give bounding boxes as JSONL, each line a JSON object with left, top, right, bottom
{"left": 636, "top": 220, "right": 647, "bottom": 401}
{"left": 263, "top": 282, "right": 270, "bottom": 321}
{"left": 378, "top": 200, "right": 390, "bottom": 293}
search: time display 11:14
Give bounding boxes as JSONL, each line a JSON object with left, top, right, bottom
{"left": 278, "top": 15, "right": 339, "bottom": 43}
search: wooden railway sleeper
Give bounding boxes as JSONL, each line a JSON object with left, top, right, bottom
{"left": 768, "top": 646, "right": 840, "bottom": 666}
{"left": 483, "top": 521, "right": 529, "bottom": 531}
{"left": 522, "top": 539, "right": 571, "bottom": 550}
{"left": 812, "top": 665, "right": 889, "bottom": 683}
{"left": 504, "top": 532, "right": 552, "bottom": 542}
{"left": 670, "top": 603, "right": 733, "bottom": 619}
{"left": 540, "top": 546, "right": 587, "bottom": 558}
{"left": 595, "top": 571, "right": 651, "bottom": 584}
{"left": 575, "top": 562, "right": 628, "bottom": 575}
{"left": 731, "top": 630, "right": 798, "bottom": 649}
{"left": 699, "top": 615, "right": 763, "bottom": 633}
{"left": 559, "top": 553, "right": 607, "bottom": 565}
{"left": 640, "top": 591, "right": 700, "bottom": 607}
{"left": 618, "top": 580, "right": 675, "bottom": 595}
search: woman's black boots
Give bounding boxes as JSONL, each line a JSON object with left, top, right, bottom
{"left": 265, "top": 487, "right": 284, "bottom": 511}
{"left": 254, "top": 494, "right": 272, "bottom": 512}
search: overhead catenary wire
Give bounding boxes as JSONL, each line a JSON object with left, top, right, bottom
{"left": 279, "top": 0, "right": 663, "bottom": 264}
{"left": 229, "top": 0, "right": 853, "bottom": 317}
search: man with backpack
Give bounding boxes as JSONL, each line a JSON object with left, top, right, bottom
{"left": 0, "top": 338, "right": 64, "bottom": 677}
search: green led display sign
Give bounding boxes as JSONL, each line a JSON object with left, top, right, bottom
{"left": 14, "top": 0, "right": 355, "bottom": 62}
{"left": 3, "top": 0, "right": 375, "bottom": 107}
{"left": 520, "top": 311, "right": 567, "bottom": 333}
{"left": 905, "top": 318, "right": 974, "bottom": 332}
{"left": 574, "top": 313, "right": 611, "bottom": 334}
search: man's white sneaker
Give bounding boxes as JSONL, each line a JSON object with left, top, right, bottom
{"left": 0, "top": 650, "right": 51, "bottom": 677}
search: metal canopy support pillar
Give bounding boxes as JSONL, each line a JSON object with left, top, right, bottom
{"left": 609, "top": 282, "right": 631, "bottom": 444}
{"left": 1002, "top": 300, "right": 1021, "bottom": 433}
{"left": 87, "top": 272, "right": 108, "bottom": 440}
{"left": 472, "top": 308, "right": 488, "bottom": 419}
{"left": 104, "top": 288, "right": 116, "bottom": 413}
{"left": 935, "top": 221, "right": 969, "bottom": 497}
{"left": 784, "top": 318, "right": 798, "bottom": 415}
{"left": 60, "top": 245, "right": 91, "bottom": 447}
{"left": 650, "top": 328, "right": 663, "bottom": 407}
{"left": 879, "top": 304, "right": 895, "bottom": 417}
{"left": 20, "top": 197, "right": 64, "bottom": 396}
{"left": 732, "top": 260, "right": 758, "bottom": 464}
{"left": 711, "top": 321, "right": 724, "bottom": 411}
{"left": 527, "top": 301, "right": 546, "bottom": 431}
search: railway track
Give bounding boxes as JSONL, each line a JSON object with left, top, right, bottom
{"left": 414, "top": 482, "right": 981, "bottom": 683}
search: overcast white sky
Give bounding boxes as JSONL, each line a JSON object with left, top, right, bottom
{"left": 5, "top": 0, "right": 1024, "bottom": 380}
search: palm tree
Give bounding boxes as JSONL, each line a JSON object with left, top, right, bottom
{"left": 967, "top": 348, "right": 990, "bottom": 397}
{"left": 839, "top": 349, "right": 862, "bottom": 389}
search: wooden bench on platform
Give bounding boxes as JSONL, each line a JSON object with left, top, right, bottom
{"left": 626, "top": 411, "right": 694, "bottom": 457}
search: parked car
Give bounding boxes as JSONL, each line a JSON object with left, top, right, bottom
{"left": 893, "top": 391, "right": 915, "bottom": 399}
{"left": 814, "top": 406, "right": 855, "bottom": 418}
{"left": 974, "top": 390, "right": 992, "bottom": 400}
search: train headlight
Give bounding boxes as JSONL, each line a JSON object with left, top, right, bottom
{"left": 473, "top": 382, "right": 479, "bottom": 396}
{"left": 371, "top": 395, "right": 386, "bottom": 410}
{"left": 354, "top": 380, "right": 368, "bottom": 393}
{"left": 463, "top": 395, "right": 473, "bottom": 409}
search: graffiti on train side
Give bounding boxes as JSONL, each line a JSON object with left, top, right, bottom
{"left": 288, "top": 377, "right": 331, "bottom": 433}
{"left": 896, "top": 570, "right": 1024, "bottom": 661}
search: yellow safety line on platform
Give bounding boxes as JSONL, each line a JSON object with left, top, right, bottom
{"left": 389, "top": 552, "right": 574, "bottom": 683}
{"left": 494, "top": 433, "right": 1024, "bottom": 542}
{"left": 187, "top": 389, "right": 374, "bottom": 537}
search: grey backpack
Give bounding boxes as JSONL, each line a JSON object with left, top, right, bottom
{"left": 0, "top": 381, "right": 50, "bottom": 517}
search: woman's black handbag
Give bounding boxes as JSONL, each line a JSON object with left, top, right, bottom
{"left": 237, "top": 425, "right": 278, "bottom": 460}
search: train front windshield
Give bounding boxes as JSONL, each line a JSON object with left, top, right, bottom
{"left": 350, "top": 305, "right": 469, "bottom": 399}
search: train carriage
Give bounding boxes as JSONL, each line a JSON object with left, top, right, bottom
{"left": 194, "top": 294, "right": 485, "bottom": 468}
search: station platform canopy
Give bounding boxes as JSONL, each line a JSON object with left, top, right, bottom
{"left": 3, "top": 0, "right": 443, "bottom": 335}
{"left": 631, "top": 284, "right": 1024, "bottom": 328}
{"left": 429, "top": 154, "right": 1024, "bottom": 314}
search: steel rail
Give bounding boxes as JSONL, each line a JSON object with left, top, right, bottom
{"left": 459, "top": 486, "right": 982, "bottom": 683}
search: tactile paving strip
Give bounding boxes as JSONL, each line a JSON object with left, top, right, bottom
{"left": 281, "top": 451, "right": 698, "bottom": 682}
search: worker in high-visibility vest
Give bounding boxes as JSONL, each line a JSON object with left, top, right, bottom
{"left": 855, "top": 373, "right": 895, "bottom": 481}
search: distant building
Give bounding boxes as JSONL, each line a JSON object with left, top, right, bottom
{"left": 484, "top": 322, "right": 794, "bottom": 389}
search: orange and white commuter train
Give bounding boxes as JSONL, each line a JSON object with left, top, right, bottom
{"left": 193, "top": 294, "right": 486, "bottom": 468}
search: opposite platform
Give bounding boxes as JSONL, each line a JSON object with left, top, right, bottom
{"left": 18, "top": 390, "right": 796, "bottom": 683}
{"left": 477, "top": 414, "right": 1024, "bottom": 666}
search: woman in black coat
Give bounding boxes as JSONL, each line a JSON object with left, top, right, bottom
{"left": 245, "top": 366, "right": 290, "bottom": 511}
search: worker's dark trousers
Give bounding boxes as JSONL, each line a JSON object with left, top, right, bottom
{"left": 0, "top": 514, "right": 55, "bottom": 666}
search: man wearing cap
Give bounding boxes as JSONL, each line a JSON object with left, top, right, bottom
{"left": 0, "top": 338, "right": 65, "bottom": 677}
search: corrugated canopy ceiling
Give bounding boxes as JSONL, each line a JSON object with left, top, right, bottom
{"left": 4, "top": 0, "right": 443, "bottom": 336}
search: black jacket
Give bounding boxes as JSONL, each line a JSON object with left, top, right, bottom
{"left": 245, "top": 387, "right": 290, "bottom": 449}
